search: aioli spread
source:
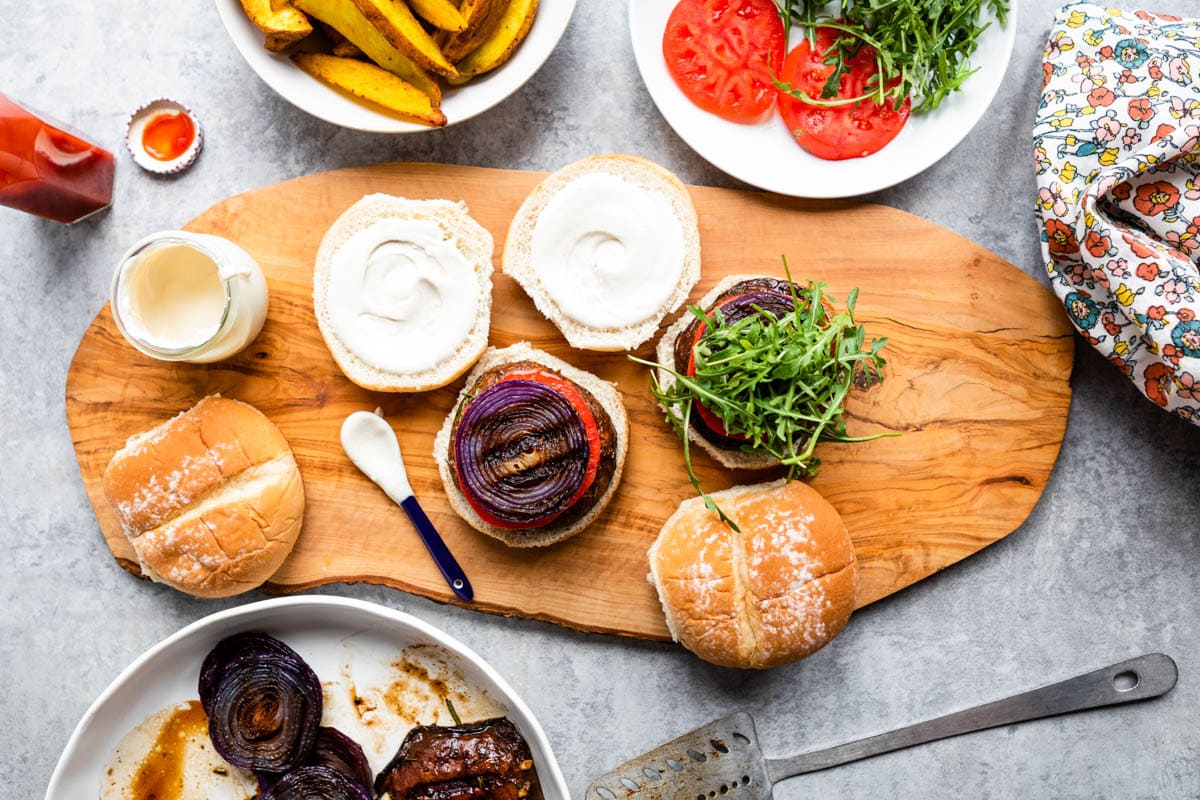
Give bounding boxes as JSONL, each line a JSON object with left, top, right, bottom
{"left": 326, "top": 219, "right": 479, "bottom": 373}
{"left": 529, "top": 173, "right": 687, "bottom": 329}
{"left": 111, "top": 231, "right": 269, "bottom": 363}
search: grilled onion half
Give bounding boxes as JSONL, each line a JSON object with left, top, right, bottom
{"left": 260, "top": 765, "right": 373, "bottom": 800}
{"left": 198, "top": 632, "right": 323, "bottom": 773}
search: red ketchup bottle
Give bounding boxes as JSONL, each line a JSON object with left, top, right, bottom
{"left": 0, "top": 93, "right": 115, "bottom": 224}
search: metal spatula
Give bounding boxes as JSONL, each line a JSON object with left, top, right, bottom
{"left": 587, "top": 653, "right": 1177, "bottom": 800}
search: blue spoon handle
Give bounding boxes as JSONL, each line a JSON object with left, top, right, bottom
{"left": 400, "top": 495, "right": 474, "bottom": 602}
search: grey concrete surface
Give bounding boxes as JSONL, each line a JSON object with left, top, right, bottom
{"left": 3, "top": 1, "right": 1200, "bottom": 798}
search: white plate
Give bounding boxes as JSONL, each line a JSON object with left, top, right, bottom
{"left": 216, "top": 0, "right": 577, "bottom": 133}
{"left": 44, "top": 596, "right": 570, "bottom": 800}
{"left": 629, "top": 0, "right": 1017, "bottom": 197}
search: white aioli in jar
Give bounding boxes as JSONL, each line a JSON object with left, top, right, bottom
{"left": 111, "top": 231, "right": 269, "bottom": 363}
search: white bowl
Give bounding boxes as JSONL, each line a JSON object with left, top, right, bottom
{"left": 43, "top": 596, "right": 570, "bottom": 800}
{"left": 215, "top": 0, "right": 578, "bottom": 133}
{"left": 629, "top": 0, "right": 1017, "bottom": 197}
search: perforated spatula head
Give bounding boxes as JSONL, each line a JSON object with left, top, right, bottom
{"left": 585, "top": 713, "right": 772, "bottom": 800}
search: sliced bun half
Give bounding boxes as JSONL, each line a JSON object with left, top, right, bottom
{"left": 434, "top": 342, "right": 629, "bottom": 547}
{"left": 649, "top": 479, "right": 858, "bottom": 669}
{"left": 503, "top": 154, "right": 701, "bottom": 352}
{"left": 314, "top": 193, "right": 494, "bottom": 392}
{"left": 655, "top": 274, "right": 780, "bottom": 470}
{"left": 102, "top": 396, "right": 305, "bottom": 599}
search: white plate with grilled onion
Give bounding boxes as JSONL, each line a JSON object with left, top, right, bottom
{"left": 43, "top": 596, "right": 569, "bottom": 800}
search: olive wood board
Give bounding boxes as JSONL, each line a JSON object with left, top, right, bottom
{"left": 66, "top": 162, "right": 1074, "bottom": 641}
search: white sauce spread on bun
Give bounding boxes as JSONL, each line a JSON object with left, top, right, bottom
{"left": 529, "top": 172, "right": 686, "bottom": 329}
{"left": 327, "top": 219, "right": 480, "bottom": 373}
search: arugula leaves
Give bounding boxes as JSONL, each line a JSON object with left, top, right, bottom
{"left": 774, "top": 0, "right": 1009, "bottom": 113}
{"left": 633, "top": 259, "right": 891, "bottom": 529}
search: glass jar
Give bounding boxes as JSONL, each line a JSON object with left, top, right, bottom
{"left": 110, "top": 231, "right": 269, "bottom": 364}
{"left": 0, "top": 93, "right": 115, "bottom": 224}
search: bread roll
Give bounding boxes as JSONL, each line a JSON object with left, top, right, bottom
{"left": 433, "top": 342, "right": 629, "bottom": 547}
{"left": 503, "top": 154, "right": 701, "bottom": 351}
{"left": 102, "top": 396, "right": 305, "bottom": 598}
{"left": 313, "top": 193, "right": 494, "bottom": 392}
{"left": 649, "top": 480, "right": 857, "bottom": 669}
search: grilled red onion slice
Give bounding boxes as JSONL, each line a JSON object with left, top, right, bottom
{"left": 454, "top": 379, "right": 588, "bottom": 527}
{"left": 257, "top": 727, "right": 373, "bottom": 794}
{"left": 713, "top": 289, "right": 796, "bottom": 325}
{"left": 198, "top": 632, "right": 322, "bottom": 773}
{"left": 260, "top": 765, "right": 372, "bottom": 800}
{"left": 309, "top": 727, "right": 373, "bottom": 791}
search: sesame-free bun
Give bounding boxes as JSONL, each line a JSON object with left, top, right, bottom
{"left": 314, "top": 193, "right": 494, "bottom": 392}
{"left": 433, "top": 342, "right": 629, "bottom": 548}
{"left": 102, "top": 396, "right": 305, "bottom": 599}
{"left": 655, "top": 275, "right": 781, "bottom": 471}
{"left": 503, "top": 154, "right": 701, "bottom": 351}
{"left": 649, "top": 480, "right": 858, "bottom": 669}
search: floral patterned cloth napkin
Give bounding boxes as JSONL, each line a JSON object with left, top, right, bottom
{"left": 1035, "top": 3, "right": 1200, "bottom": 423}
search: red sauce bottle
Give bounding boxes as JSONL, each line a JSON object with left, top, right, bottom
{"left": 0, "top": 93, "right": 115, "bottom": 224}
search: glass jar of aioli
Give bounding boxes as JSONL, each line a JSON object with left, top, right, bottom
{"left": 110, "top": 231, "right": 269, "bottom": 363}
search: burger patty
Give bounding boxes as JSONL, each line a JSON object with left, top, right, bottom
{"left": 673, "top": 278, "right": 798, "bottom": 450}
{"left": 449, "top": 360, "right": 618, "bottom": 531}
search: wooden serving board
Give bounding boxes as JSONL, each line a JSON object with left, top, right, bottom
{"left": 66, "top": 163, "right": 1074, "bottom": 640}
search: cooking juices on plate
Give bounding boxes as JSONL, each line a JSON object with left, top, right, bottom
{"left": 103, "top": 631, "right": 542, "bottom": 800}
{"left": 662, "top": 0, "right": 1008, "bottom": 160}
{"left": 111, "top": 231, "right": 269, "bottom": 363}
{"left": 0, "top": 92, "right": 114, "bottom": 223}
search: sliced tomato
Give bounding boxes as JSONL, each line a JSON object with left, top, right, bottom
{"left": 777, "top": 27, "right": 911, "bottom": 160}
{"left": 685, "top": 302, "right": 749, "bottom": 442}
{"left": 663, "top": 0, "right": 786, "bottom": 124}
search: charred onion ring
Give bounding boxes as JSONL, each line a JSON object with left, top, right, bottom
{"left": 308, "top": 727, "right": 373, "bottom": 792}
{"left": 260, "top": 765, "right": 372, "bottom": 800}
{"left": 198, "top": 632, "right": 322, "bottom": 773}
{"left": 454, "top": 373, "right": 600, "bottom": 529}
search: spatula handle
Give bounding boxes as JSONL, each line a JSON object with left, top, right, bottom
{"left": 766, "top": 653, "right": 1177, "bottom": 782}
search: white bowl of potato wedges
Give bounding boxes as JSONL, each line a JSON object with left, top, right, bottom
{"left": 218, "top": 0, "right": 575, "bottom": 132}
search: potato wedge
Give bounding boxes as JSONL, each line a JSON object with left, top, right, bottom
{"left": 350, "top": 0, "right": 458, "bottom": 77}
{"left": 294, "top": 0, "right": 440, "bottom": 103}
{"left": 439, "top": 0, "right": 504, "bottom": 62}
{"left": 449, "top": 0, "right": 538, "bottom": 83}
{"left": 292, "top": 53, "right": 447, "bottom": 126}
{"left": 320, "top": 22, "right": 364, "bottom": 57}
{"left": 408, "top": 0, "right": 467, "bottom": 32}
{"left": 240, "top": 0, "right": 313, "bottom": 52}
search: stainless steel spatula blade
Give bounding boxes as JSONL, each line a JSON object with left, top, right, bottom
{"left": 586, "top": 713, "right": 772, "bottom": 800}
{"left": 587, "top": 653, "right": 1176, "bottom": 800}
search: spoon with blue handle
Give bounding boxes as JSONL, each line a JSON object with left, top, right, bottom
{"left": 340, "top": 409, "right": 473, "bottom": 602}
